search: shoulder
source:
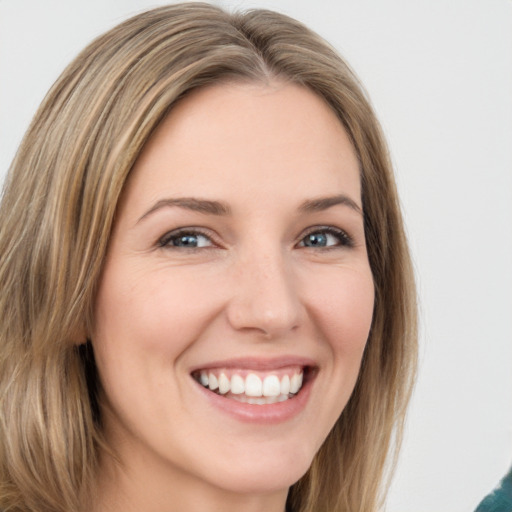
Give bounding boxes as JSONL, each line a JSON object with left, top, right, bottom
{"left": 474, "top": 467, "right": 512, "bottom": 512}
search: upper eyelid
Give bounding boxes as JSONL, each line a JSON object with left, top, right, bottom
{"left": 298, "top": 225, "right": 352, "bottom": 240}
{"left": 300, "top": 225, "right": 348, "bottom": 234}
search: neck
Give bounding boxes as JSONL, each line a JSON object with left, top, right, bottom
{"left": 92, "top": 447, "right": 289, "bottom": 512}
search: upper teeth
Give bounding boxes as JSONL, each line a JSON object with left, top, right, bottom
{"left": 197, "top": 370, "right": 304, "bottom": 398}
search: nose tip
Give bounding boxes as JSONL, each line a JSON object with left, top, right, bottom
{"left": 226, "top": 258, "right": 302, "bottom": 338}
{"left": 228, "top": 299, "right": 300, "bottom": 338}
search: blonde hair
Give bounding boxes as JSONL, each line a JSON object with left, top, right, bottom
{"left": 0, "top": 4, "right": 417, "bottom": 511}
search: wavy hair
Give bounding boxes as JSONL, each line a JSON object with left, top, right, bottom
{"left": 0, "top": 4, "right": 417, "bottom": 511}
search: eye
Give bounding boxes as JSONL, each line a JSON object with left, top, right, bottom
{"left": 158, "top": 228, "right": 214, "bottom": 249}
{"left": 298, "top": 227, "right": 353, "bottom": 249}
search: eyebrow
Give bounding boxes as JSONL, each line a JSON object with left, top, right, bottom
{"left": 138, "top": 193, "right": 362, "bottom": 223}
{"left": 138, "top": 197, "right": 231, "bottom": 222}
{"left": 298, "top": 195, "right": 363, "bottom": 215}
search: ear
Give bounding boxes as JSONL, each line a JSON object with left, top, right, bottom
{"left": 70, "top": 323, "right": 88, "bottom": 346}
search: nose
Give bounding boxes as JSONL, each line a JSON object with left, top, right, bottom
{"left": 226, "top": 249, "right": 303, "bottom": 339}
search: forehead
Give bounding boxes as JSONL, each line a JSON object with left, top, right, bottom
{"left": 121, "top": 81, "right": 361, "bottom": 214}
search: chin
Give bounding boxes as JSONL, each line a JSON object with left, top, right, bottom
{"left": 196, "top": 440, "right": 315, "bottom": 495}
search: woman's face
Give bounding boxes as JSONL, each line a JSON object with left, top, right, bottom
{"left": 92, "top": 82, "right": 374, "bottom": 504}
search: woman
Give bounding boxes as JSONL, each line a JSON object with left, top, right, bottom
{"left": 0, "top": 4, "right": 417, "bottom": 512}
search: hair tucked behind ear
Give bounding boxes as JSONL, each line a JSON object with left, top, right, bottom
{"left": 0, "top": 4, "right": 416, "bottom": 511}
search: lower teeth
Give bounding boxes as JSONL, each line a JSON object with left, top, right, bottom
{"left": 228, "top": 393, "right": 292, "bottom": 405}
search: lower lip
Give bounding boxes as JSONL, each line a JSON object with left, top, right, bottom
{"left": 192, "top": 374, "right": 315, "bottom": 424}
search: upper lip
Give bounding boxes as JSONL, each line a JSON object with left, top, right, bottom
{"left": 189, "top": 355, "right": 317, "bottom": 373}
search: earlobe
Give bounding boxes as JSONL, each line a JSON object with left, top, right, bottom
{"left": 70, "top": 324, "right": 88, "bottom": 346}
{"left": 72, "top": 337, "right": 88, "bottom": 347}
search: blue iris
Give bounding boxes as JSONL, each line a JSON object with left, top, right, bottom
{"left": 303, "top": 233, "right": 328, "bottom": 247}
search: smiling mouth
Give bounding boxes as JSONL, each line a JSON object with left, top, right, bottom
{"left": 192, "top": 367, "right": 308, "bottom": 405}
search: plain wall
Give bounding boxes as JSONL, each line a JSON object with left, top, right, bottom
{"left": 1, "top": 1, "right": 511, "bottom": 510}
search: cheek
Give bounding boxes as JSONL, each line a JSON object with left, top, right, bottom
{"left": 308, "top": 266, "right": 375, "bottom": 356}
{"left": 90, "top": 265, "right": 199, "bottom": 426}
{"left": 94, "top": 264, "right": 194, "bottom": 347}
{"left": 91, "top": 262, "right": 227, "bottom": 388}
{"left": 297, "top": 265, "right": 374, "bottom": 452}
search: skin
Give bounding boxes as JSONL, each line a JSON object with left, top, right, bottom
{"left": 91, "top": 81, "right": 375, "bottom": 512}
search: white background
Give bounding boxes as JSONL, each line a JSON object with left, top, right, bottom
{"left": 1, "top": 1, "right": 511, "bottom": 511}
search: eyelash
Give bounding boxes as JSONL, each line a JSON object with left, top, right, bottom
{"left": 157, "top": 226, "right": 354, "bottom": 250}
{"left": 158, "top": 227, "right": 215, "bottom": 249}
{"left": 298, "top": 226, "right": 354, "bottom": 249}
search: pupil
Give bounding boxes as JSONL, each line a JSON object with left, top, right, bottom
{"left": 306, "top": 233, "right": 327, "bottom": 247}
{"left": 174, "top": 235, "right": 197, "bottom": 247}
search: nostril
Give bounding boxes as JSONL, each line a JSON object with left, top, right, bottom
{"left": 226, "top": 292, "right": 302, "bottom": 337}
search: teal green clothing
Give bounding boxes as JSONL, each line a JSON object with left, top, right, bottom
{"left": 475, "top": 468, "right": 512, "bottom": 512}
